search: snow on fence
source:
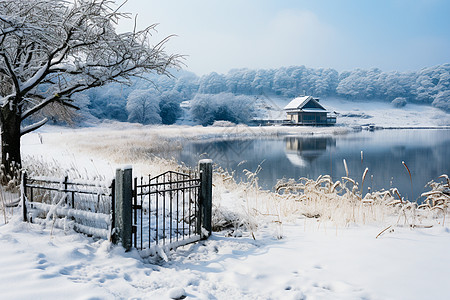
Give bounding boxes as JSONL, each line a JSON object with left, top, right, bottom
{"left": 20, "top": 160, "right": 213, "bottom": 254}
{"left": 21, "top": 173, "right": 114, "bottom": 239}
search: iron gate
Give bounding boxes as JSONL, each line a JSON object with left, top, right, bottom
{"left": 132, "top": 170, "right": 202, "bottom": 250}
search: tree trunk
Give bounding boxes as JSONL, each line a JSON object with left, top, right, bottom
{"left": 0, "top": 105, "right": 22, "bottom": 182}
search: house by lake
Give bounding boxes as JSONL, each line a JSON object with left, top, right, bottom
{"left": 284, "top": 96, "right": 337, "bottom": 125}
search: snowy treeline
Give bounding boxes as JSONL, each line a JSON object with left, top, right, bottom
{"left": 84, "top": 79, "right": 185, "bottom": 124}
{"left": 197, "top": 64, "right": 450, "bottom": 111}
{"left": 190, "top": 93, "right": 255, "bottom": 126}
{"left": 77, "top": 64, "right": 450, "bottom": 125}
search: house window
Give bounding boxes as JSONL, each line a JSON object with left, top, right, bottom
{"left": 303, "top": 114, "right": 315, "bottom": 121}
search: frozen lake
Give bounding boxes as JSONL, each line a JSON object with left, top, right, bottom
{"left": 177, "top": 129, "right": 450, "bottom": 202}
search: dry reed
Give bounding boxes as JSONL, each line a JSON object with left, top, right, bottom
{"left": 402, "top": 161, "right": 414, "bottom": 201}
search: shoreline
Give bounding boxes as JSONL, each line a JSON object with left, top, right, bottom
{"left": 376, "top": 126, "right": 450, "bottom": 130}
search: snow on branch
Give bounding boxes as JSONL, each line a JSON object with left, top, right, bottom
{"left": 20, "top": 117, "right": 48, "bottom": 136}
{"left": 0, "top": 0, "right": 181, "bottom": 133}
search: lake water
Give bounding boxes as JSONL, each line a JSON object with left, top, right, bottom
{"left": 176, "top": 129, "right": 450, "bottom": 201}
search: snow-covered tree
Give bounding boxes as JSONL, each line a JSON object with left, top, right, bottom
{"left": 126, "top": 89, "right": 161, "bottom": 124}
{"left": 190, "top": 93, "right": 255, "bottom": 126}
{"left": 159, "top": 90, "right": 182, "bottom": 124}
{"left": 0, "top": 0, "right": 180, "bottom": 178}
{"left": 273, "top": 68, "right": 296, "bottom": 96}
{"left": 198, "top": 72, "right": 227, "bottom": 94}
{"left": 225, "top": 68, "right": 255, "bottom": 95}
{"left": 251, "top": 69, "right": 274, "bottom": 94}
{"left": 86, "top": 85, "right": 129, "bottom": 121}
{"left": 432, "top": 90, "right": 450, "bottom": 112}
{"left": 173, "top": 72, "right": 199, "bottom": 100}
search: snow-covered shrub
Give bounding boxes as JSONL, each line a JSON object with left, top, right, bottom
{"left": 392, "top": 97, "right": 407, "bottom": 108}
{"left": 432, "top": 91, "right": 450, "bottom": 112}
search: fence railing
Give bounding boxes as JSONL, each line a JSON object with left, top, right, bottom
{"left": 21, "top": 159, "right": 213, "bottom": 253}
{"left": 21, "top": 173, "right": 114, "bottom": 239}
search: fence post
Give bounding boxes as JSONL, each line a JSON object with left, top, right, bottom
{"left": 198, "top": 159, "right": 212, "bottom": 239}
{"left": 21, "top": 171, "right": 27, "bottom": 222}
{"left": 113, "top": 166, "right": 133, "bottom": 251}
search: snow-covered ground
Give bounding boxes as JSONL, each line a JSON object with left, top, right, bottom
{"left": 0, "top": 116, "right": 449, "bottom": 299}
{"left": 258, "top": 96, "right": 450, "bottom": 127}
{"left": 2, "top": 213, "right": 449, "bottom": 299}
{"left": 325, "top": 98, "right": 450, "bottom": 127}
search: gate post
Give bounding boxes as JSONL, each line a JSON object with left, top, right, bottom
{"left": 21, "top": 171, "right": 27, "bottom": 222}
{"left": 113, "top": 166, "right": 133, "bottom": 251}
{"left": 198, "top": 159, "right": 213, "bottom": 239}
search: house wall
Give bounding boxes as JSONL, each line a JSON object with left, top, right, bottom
{"left": 299, "top": 112, "right": 327, "bottom": 124}
{"left": 287, "top": 111, "right": 332, "bottom": 125}
{"left": 287, "top": 112, "right": 299, "bottom": 123}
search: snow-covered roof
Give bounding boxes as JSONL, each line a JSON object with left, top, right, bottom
{"left": 302, "top": 108, "right": 329, "bottom": 113}
{"left": 284, "top": 96, "right": 311, "bottom": 110}
{"left": 283, "top": 96, "right": 326, "bottom": 111}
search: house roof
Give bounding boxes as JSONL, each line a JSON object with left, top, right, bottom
{"left": 302, "top": 108, "right": 329, "bottom": 113}
{"left": 284, "top": 96, "right": 326, "bottom": 111}
{"left": 284, "top": 96, "right": 311, "bottom": 110}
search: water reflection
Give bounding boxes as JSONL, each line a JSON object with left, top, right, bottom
{"left": 177, "top": 130, "right": 450, "bottom": 201}
{"left": 183, "top": 138, "right": 256, "bottom": 171}
{"left": 285, "top": 137, "right": 336, "bottom": 167}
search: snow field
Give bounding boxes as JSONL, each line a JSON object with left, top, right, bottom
{"left": 0, "top": 124, "right": 448, "bottom": 299}
{"left": 2, "top": 212, "right": 449, "bottom": 299}
{"left": 324, "top": 97, "right": 450, "bottom": 127}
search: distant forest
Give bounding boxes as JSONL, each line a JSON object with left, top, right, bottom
{"left": 68, "top": 63, "right": 450, "bottom": 125}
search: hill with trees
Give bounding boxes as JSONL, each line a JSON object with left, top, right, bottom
{"left": 74, "top": 64, "right": 450, "bottom": 125}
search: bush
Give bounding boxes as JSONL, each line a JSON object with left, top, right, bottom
{"left": 392, "top": 97, "right": 407, "bottom": 108}
{"left": 432, "top": 91, "right": 450, "bottom": 112}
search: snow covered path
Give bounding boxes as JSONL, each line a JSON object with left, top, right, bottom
{"left": 1, "top": 214, "right": 450, "bottom": 299}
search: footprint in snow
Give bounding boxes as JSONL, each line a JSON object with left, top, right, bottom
{"left": 123, "top": 273, "right": 132, "bottom": 282}
{"left": 39, "top": 273, "right": 59, "bottom": 279}
{"left": 59, "top": 265, "right": 80, "bottom": 276}
{"left": 35, "top": 254, "right": 48, "bottom": 270}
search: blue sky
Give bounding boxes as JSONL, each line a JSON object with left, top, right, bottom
{"left": 119, "top": 0, "right": 450, "bottom": 75}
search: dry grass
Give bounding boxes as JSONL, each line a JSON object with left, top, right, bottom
{"left": 417, "top": 175, "right": 449, "bottom": 225}
{"left": 0, "top": 163, "right": 22, "bottom": 224}
{"left": 211, "top": 163, "right": 449, "bottom": 238}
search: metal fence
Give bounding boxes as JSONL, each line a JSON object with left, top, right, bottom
{"left": 21, "top": 159, "right": 213, "bottom": 253}
{"left": 21, "top": 173, "right": 114, "bottom": 239}
{"left": 132, "top": 170, "right": 202, "bottom": 250}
